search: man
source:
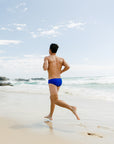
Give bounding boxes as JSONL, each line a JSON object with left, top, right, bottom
{"left": 43, "top": 43, "right": 80, "bottom": 120}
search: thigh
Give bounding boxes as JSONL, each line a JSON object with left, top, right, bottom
{"left": 49, "top": 84, "right": 58, "bottom": 99}
{"left": 57, "top": 86, "right": 60, "bottom": 92}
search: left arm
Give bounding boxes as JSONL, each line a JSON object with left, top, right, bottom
{"left": 61, "top": 59, "right": 70, "bottom": 74}
{"left": 43, "top": 57, "right": 48, "bottom": 71}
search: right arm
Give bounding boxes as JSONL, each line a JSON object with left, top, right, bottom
{"left": 61, "top": 59, "right": 70, "bottom": 74}
{"left": 43, "top": 57, "right": 48, "bottom": 71}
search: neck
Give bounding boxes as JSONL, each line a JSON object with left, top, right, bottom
{"left": 50, "top": 53, "right": 56, "bottom": 56}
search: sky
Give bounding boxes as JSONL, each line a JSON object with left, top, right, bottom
{"left": 0, "top": 0, "right": 114, "bottom": 78}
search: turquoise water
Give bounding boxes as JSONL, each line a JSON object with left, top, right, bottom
{"left": 0, "top": 75, "right": 111, "bottom": 102}
{"left": 1, "top": 76, "right": 114, "bottom": 101}
{"left": 11, "top": 76, "right": 114, "bottom": 87}
{"left": 63, "top": 76, "right": 114, "bottom": 90}
{"left": 11, "top": 76, "right": 114, "bottom": 92}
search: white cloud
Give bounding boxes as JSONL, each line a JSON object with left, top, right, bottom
{"left": 24, "top": 7, "right": 28, "bottom": 12}
{"left": 0, "top": 40, "right": 22, "bottom": 45}
{"left": 52, "top": 25, "right": 63, "bottom": 30}
{"left": 0, "top": 50, "right": 5, "bottom": 54}
{"left": 65, "top": 64, "right": 114, "bottom": 77}
{"left": 32, "top": 21, "right": 86, "bottom": 38}
{"left": 0, "top": 56, "right": 114, "bottom": 78}
{"left": 30, "top": 32, "right": 37, "bottom": 38}
{"left": 13, "top": 23, "right": 27, "bottom": 31}
{"left": 0, "top": 27, "right": 7, "bottom": 30}
{"left": 13, "top": 24, "right": 26, "bottom": 27}
{"left": 0, "top": 56, "right": 18, "bottom": 60}
{"left": 16, "top": 2, "right": 28, "bottom": 13}
{"left": 0, "top": 55, "right": 45, "bottom": 78}
{"left": 16, "top": 27, "right": 23, "bottom": 31}
{"left": 84, "top": 57, "right": 89, "bottom": 62}
{"left": 24, "top": 55, "right": 36, "bottom": 58}
{"left": 0, "top": 21, "right": 86, "bottom": 38}
{"left": 36, "top": 25, "right": 60, "bottom": 37}
{"left": 30, "top": 27, "right": 60, "bottom": 38}
{"left": 39, "top": 29, "right": 59, "bottom": 37}
{"left": 0, "top": 26, "right": 12, "bottom": 31}
{"left": 0, "top": 23, "right": 27, "bottom": 32}
{"left": 67, "top": 21, "right": 86, "bottom": 30}
{"left": 16, "top": 2, "right": 26, "bottom": 9}
{"left": 7, "top": 2, "right": 28, "bottom": 13}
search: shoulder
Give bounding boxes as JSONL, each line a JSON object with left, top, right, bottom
{"left": 56, "top": 56, "right": 64, "bottom": 63}
{"left": 44, "top": 56, "right": 49, "bottom": 60}
{"left": 56, "top": 56, "right": 64, "bottom": 60}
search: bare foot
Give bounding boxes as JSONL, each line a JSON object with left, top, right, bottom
{"left": 44, "top": 115, "right": 53, "bottom": 121}
{"left": 71, "top": 106, "right": 80, "bottom": 120}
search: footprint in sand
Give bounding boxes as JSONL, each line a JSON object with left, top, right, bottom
{"left": 97, "top": 125, "right": 114, "bottom": 132}
{"left": 87, "top": 132, "right": 103, "bottom": 138}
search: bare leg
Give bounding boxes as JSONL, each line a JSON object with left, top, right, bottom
{"left": 44, "top": 99, "right": 55, "bottom": 120}
{"left": 44, "top": 86, "right": 60, "bottom": 120}
{"left": 45, "top": 84, "right": 80, "bottom": 120}
{"left": 54, "top": 99, "right": 80, "bottom": 120}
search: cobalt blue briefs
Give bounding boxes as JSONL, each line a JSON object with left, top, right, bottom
{"left": 48, "top": 78, "right": 62, "bottom": 87}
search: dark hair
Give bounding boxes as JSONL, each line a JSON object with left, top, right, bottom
{"left": 50, "top": 43, "right": 59, "bottom": 53}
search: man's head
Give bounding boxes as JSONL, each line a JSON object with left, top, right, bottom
{"left": 49, "top": 43, "right": 59, "bottom": 54}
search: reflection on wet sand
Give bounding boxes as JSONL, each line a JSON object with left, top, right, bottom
{"left": 44, "top": 120, "right": 53, "bottom": 133}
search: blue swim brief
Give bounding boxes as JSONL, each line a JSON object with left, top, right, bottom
{"left": 48, "top": 78, "right": 62, "bottom": 87}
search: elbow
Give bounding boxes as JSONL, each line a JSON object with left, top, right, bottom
{"left": 67, "top": 65, "right": 70, "bottom": 70}
{"left": 43, "top": 66, "right": 48, "bottom": 71}
{"left": 43, "top": 67, "right": 47, "bottom": 71}
{"left": 44, "top": 68, "right": 47, "bottom": 71}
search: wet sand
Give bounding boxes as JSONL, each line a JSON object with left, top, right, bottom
{"left": 1, "top": 116, "right": 114, "bottom": 144}
{"left": 0, "top": 117, "right": 75, "bottom": 144}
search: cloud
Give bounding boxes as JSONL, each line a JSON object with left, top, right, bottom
{"left": 16, "top": 2, "right": 28, "bottom": 12}
{"left": 0, "top": 27, "right": 7, "bottom": 30}
{"left": 16, "top": 2, "right": 26, "bottom": 9}
{"left": 84, "top": 57, "right": 89, "bottom": 62}
{"left": 24, "top": 8, "right": 28, "bottom": 12}
{"left": 0, "top": 21, "right": 86, "bottom": 38}
{"left": 0, "top": 50, "right": 5, "bottom": 54}
{"left": 30, "top": 32, "right": 38, "bottom": 38}
{"left": 30, "top": 27, "right": 59, "bottom": 38}
{"left": 30, "top": 21, "right": 86, "bottom": 38}
{"left": 66, "top": 21, "right": 86, "bottom": 30}
{"left": 13, "top": 23, "right": 27, "bottom": 31}
{"left": 0, "top": 26, "right": 12, "bottom": 31}
{"left": 7, "top": 2, "right": 28, "bottom": 13}
{"left": 38, "top": 28, "right": 59, "bottom": 37}
{"left": 0, "top": 55, "right": 114, "bottom": 78}
{"left": 0, "top": 23, "right": 27, "bottom": 32}
{"left": 13, "top": 24, "right": 26, "bottom": 27}
{"left": 0, "top": 40, "right": 22, "bottom": 45}
{"left": 65, "top": 64, "right": 114, "bottom": 77}
{"left": 0, "top": 55, "right": 45, "bottom": 78}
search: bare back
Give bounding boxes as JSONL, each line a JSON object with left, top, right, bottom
{"left": 43, "top": 54, "right": 70, "bottom": 80}
{"left": 47, "top": 55, "right": 63, "bottom": 79}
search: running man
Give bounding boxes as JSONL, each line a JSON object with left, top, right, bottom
{"left": 43, "top": 43, "right": 80, "bottom": 120}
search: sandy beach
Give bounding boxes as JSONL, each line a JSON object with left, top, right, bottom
{"left": 0, "top": 77, "right": 114, "bottom": 144}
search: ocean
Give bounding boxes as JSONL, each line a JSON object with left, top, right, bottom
{"left": 1, "top": 76, "right": 114, "bottom": 101}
